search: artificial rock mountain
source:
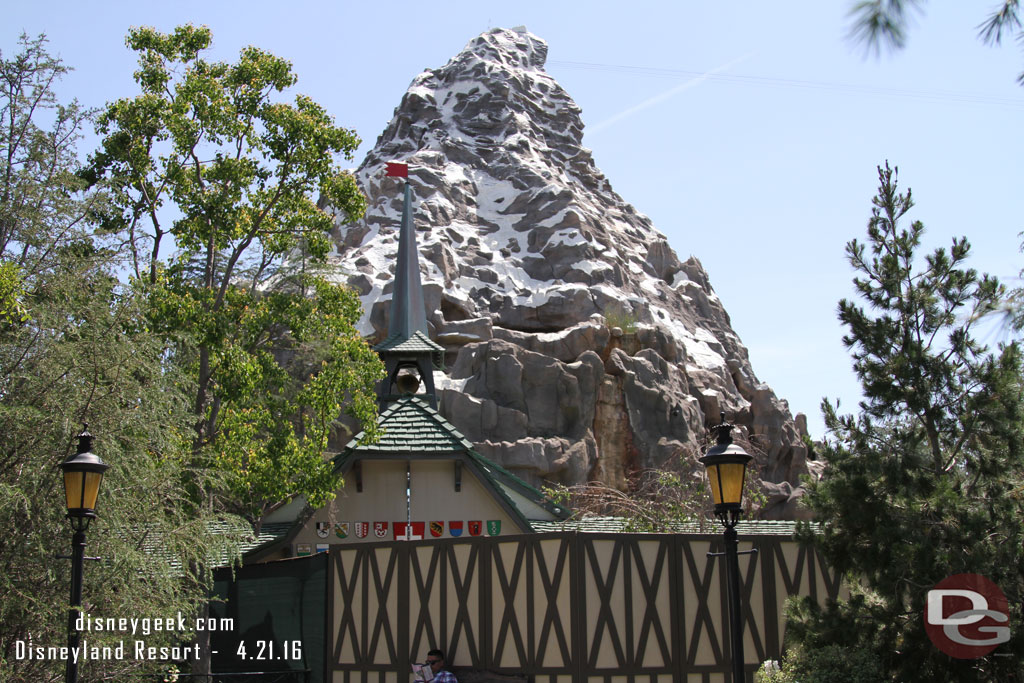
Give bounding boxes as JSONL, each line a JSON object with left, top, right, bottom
{"left": 326, "top": 27, "right": 811, "bottom": 519}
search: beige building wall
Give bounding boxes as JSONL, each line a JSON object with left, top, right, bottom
{"left": 290, "top": 459, "right": 407, "bottom": 552}
{"left": 288, "top": 458, "right": 519, "bottom": 555}
{"left": 408, "top": 459, "right": 519, "bottom": 534}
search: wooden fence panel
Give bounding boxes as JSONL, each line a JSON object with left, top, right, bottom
{"left": 577, "top": 535, "right": 678, "bottom": 678}
{"left": 490, "top": 538, "right": 530, "bottom": 669}
{"left": 328, "top": 532, "right": 845, "bottom": 683}
{"left": 330, "top": 542, "right": 409, "bottom": 683}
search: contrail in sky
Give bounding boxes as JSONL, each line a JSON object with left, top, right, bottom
{"left": 586, "top": 53, "right": 754, "bottom": 135}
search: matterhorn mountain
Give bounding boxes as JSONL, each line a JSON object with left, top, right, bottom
{"left": 327, "top": 27, "right": 812, "bottom": 519}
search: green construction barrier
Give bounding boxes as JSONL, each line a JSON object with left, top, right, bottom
{"left": 210, "top": 553, "right": 326, "bottom": 682}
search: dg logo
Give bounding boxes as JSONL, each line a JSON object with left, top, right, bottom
{"left": 925, "top": 573, "right": 1010, "bottom": 659}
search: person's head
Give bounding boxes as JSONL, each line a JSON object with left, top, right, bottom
{"left": 426, "top": 649, "right": 445, "bottom": 673}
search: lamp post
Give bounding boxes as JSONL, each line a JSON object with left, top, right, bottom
{"left": 700, "top": 418, "right": 753, "bottom": 683}
{"left": 59, "top": 427, "right": 108, "bottom": 683}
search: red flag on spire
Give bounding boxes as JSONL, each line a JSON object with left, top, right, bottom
{"left": 385, "top": 162, "right": 408, "bottom": 178}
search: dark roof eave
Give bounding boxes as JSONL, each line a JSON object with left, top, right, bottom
{"left": 468, "top": 450, "right": 572, "bottom": 520}
{"left": 334, "top": 449, "right": 476, "bottom": 472}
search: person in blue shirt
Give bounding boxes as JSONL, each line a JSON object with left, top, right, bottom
{"left": 426, "top": 649, "right": 457, "bottom": 683}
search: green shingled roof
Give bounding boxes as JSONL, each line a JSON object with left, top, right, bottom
{"left": 374, "top": 330, "right": 444, "bottom": 354}
{"left": 240, "top": 522, "right": 295, "bottom": 555}
{"left": 529, "top": 516, "right": 807, "bottom": 535}
{"left": 131, "top": 520, "right": 292, "bottom": 571}
{"left": 467, "top": 449, "right": 571, "bottom": 520}
{"left": 333, "top": 396, "right": 570, "bottom": 525}
{"left": 341, "top": 396, "right": 474, "bottom": 456}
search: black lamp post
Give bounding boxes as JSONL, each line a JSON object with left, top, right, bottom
{"left": 59, "top": 427, "right": 108, "bottom": 683}
{"left": 700, "top": 418, "right": 753, "bottom": 683}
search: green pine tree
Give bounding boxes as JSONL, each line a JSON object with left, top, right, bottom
{"left": 789, "top": 163, "right": 1024, "bottom": 680}
{"left": 848, "top": 1, "right": 1024, "bottom": 85}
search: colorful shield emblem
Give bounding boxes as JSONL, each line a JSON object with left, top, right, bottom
{"left": 296, "top": 543, "right": 311, "bottom": 556}
{"left": 355, "top": 521, "right": 369, "bottom": 538}
{"left": 315, "top": 522, "right": 329, "bottom": 538}
{"left": 409, "top": 522, "right": 425, "bottom": 540}
{"left": 487, "top": 520, "right": 501, "bottom": 536}
{"left": 374, "top": 521, "right": 388, "bottom": 538}
{"left": 468, "top": 520, "right": 482, "bottom": 536}
{"left": 449, "top": 521, "right": 463, "bottom": 537}
{"left": 430, "top": 521, "right": 443, "bottom": 537}
{"left": 315, "top": 543, "right": 329, "bottom": 553}
{"left": 393, "top": 522, "right": 407, "bottom": 540}
{"left": 335, "top": 522, "right": 349, "bottom": 539}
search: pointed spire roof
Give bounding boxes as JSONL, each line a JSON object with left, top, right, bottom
{"left": 374, "top": 181, "right": 444, "bottom": 354}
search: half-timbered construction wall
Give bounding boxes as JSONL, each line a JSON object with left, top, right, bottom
{"left": 328, "top": 531, "right": 844, "bottom": 683}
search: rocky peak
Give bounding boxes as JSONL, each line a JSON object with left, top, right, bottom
{"left": 457, "top": 26, "right": 549, "bottom": 70}
{"left": 327, "top": 28, "right": 814, "bottom": 519}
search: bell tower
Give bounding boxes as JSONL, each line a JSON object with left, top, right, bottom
{"left": 373, "top": 167, "right": 444, "bottom": 409}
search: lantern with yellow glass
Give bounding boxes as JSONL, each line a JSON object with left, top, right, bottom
{"left": 59, "top": 427, "right": 108, "bottom": 532}
{"left": 700, "top": 417, "right": 753, "bottom": 683}
{"left": 699, "top": 419, "right": 752, "bottom": 526}
{"left": 59, "top": 426, "right": 108, "bottom": 683}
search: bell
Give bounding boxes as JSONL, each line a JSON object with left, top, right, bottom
{"left": 396, "top": 371, "right": 421, "bottom": 395}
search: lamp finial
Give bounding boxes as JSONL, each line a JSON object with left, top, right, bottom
{"left": 715, "top": 414, "right": 733, "bottom": 445}
{"left": 76, "top": 425, "right": 93, "bottom": 454}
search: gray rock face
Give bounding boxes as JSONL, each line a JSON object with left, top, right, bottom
{"left": 327, "top": 27, "right": 809, "bottom": 517}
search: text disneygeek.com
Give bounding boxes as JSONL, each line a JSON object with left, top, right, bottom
{"left": 13, "top": 612, "right": 234, "bottom": 663}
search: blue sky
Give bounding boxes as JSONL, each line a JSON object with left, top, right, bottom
{"left": 6, "top": 1, "right": 1023, "bottom": 437}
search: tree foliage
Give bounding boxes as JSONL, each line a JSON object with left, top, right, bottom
{"left": 1, "top": 33, "right": 94, "bottom": 308}
{"left": 86, "top": 25, "right": 383, "bottom": 523}
{"left": 0, "top": 34, "right": 248, "bottom": 682}
{"left": 790, "top": 163, "right": 1024, "bottom": 680}
{"left": 1, "top": 27, "right": 386, "bottom": 680}
{"left": 547, "top": 430, "right": 768, "bottom": 532}
{"left": 756, "top": 643, "right": 883, "bottom": 683}
{"left": 848, "top": 0, "right": 1024, "bottom": 84}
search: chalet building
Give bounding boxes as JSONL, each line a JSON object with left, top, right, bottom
{"left": 242, "top": 172, "right": 569, "bottom": 563}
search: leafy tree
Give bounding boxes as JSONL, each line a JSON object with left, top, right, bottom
{"left": 848, "top": 0, "right": 1024, "bottom": 84}
{"left": 86, "top": 25, "right": 383, "bottom": 525}
{"left": 0, "top": 34, "right": 248, "bottom": 682}
{"left": 789, "top": 163, "right": 1024, "bottom": 680}
{"left": 1, "top": 32, "right": 94, "bottom": 305}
